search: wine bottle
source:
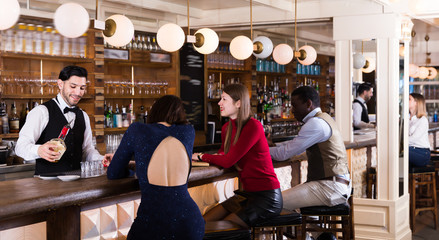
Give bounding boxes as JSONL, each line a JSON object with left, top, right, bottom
{"left": 9, "top": 102, "right": 20, "bottom": 133}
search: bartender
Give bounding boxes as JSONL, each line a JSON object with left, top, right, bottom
{"left": 15, "top": 66, "right": 102, "bottom": 175}
{"left": 353, "top": 82, "right": 375, "bottom": 130}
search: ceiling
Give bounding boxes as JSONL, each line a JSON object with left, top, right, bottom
{"left": 15, "top": 0, "right": 439, "bottom": 64}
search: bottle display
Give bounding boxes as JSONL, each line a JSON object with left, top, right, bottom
{"left": 9, "top": 102, "right": 20, "bottom": 133}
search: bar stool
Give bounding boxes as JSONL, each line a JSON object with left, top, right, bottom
{"left": 204, "top": 220, "right": 250, "bottom": 240}
{"left": 251, "top": 209, "right": 302, "bottom": 240}
{"left": 409, "top": 166, "right": 438, "bottom": 232}
{"left": 300, "top": 194, "right": 354, "bottom": 240}
{"left": 366, "top": 167, "right": 377, "bottom": 199}
{"left": 430, "top": 150, "right": 439, "bottom": 191}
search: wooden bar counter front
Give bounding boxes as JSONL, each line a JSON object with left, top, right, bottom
{"left": 0, "top": 133, "right": 376, "bottom": 240}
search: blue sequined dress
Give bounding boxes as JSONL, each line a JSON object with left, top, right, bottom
{"left": 107, "top": 122, "right": 204, "bottom": 240}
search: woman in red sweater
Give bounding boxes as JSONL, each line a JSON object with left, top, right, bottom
{"left": 193, "top": 83, "right": 282, "bottom": 228}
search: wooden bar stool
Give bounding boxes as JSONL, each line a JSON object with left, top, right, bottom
{"left": 409, "top": 166, "right": 438, "bottom": 232}
{"left": 300, "top": 194, "right": 354, "bottom": 240}
{"left": 251, "top": 209, "right": 302, "bottom": 240}
{"left": 204, "top": 220, "right": 251, "bottom": 240}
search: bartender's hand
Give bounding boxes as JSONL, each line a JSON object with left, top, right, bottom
{"left": 102, "top": 153, "right": 114, "bottom": 167}
{"left": 38, "top": 142, "right": 61, "bottom": 162}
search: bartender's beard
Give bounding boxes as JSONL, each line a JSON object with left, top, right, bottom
{"left": 61, "top": 90, "right": 82, "bottom": 107}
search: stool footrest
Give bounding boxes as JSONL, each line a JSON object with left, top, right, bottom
{"left": 204, "top": 221, "right": 250, "bottom": 240}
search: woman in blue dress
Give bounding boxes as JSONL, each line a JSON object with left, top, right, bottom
{"left": 104, "top": 95, "right": 204, "bottom": 240}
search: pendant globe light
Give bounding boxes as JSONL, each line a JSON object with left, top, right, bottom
{"left": 54, "top": 3, "right": 90, "bottom": 38}
{"left": 186, "top": 0, "right": 219, "bottom": 54}
{"left": 421, "top": 35, "right": 438, "bottom": 79}
{"left": 409, "top": 63, "right": 420, "bottom": 78}
{"left": 157, "top": 23, "right": 185, "bottom": 52}
{"left": 362, "top": 56, "right": 376, "bottom": 73}
{"left": 0, "top": 0, "right": 20, "bottom": 30}
{"left": 95, "top": 0, "right": 134, "bottom": 47}
{"left": 418, "top": 66, "right": 429, "bottom": 79}
{"left": 230, "top": 0, "right": 274, "bottom": 60}
{"left": 273, "top": 0, "right": 317, "bottom": 65}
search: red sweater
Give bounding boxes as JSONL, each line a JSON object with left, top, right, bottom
{"left": 202, "top": 118, "right": 280, "bottom": 192}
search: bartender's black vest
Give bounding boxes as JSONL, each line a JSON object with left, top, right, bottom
{"left": 35, "top": 99, "right": 85, "bottom": 175}
{"left": 353, "top": 99, "right": 369, "bottom": 130}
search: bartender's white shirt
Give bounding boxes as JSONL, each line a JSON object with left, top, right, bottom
{"left": 353, "top": 96, "right": 374, "bottom": 129}
{"left": 409, "top": 115, "right": 431, "bottom": 149}
{"left": 269, "top": 108, "right": 332, "bottom": 161}
{"left": 15, "top": 94, "right": 103, "bottom": 161}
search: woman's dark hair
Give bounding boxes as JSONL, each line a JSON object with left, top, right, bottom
{"left": 147, "top": 95, "right": 188, "bottom": 125}
{"left": 357, "top": 82, "right": 373, "bottom": 96}
{"left": 291, "top": 86, "right": 320, "bottom": 107}
{"left": 58, "top": 65, "right": 88, "bottom": 81}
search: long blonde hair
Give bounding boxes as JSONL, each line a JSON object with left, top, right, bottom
{"left": 410, "top": 93, "right": 427, "bottom": 118}
{"left": 223, "top": 84, "right": 252, "bottom": 154}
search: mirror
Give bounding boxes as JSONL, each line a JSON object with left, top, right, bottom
{"left": 352, "top": 39, "right": 377, "bottom": 199}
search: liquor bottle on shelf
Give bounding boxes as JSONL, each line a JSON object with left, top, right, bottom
{"left": 141, "top": 36, "right": 147, "bottom": 51}
{"left": 136, "top": 35, "right": 142, "bottom": 50}
{"left": 19, "top": 102, "right": 29, "bottom": 129}
{"left": 132, "top": 36, "right": 138, "bottom": 50}
{"left": 114, "top": 104, "right": 122, "bottom": 128}
{"left": 137, "top": 106, "right": 145, "bottom": 123}
{"left": 9, "top": 102, "right": 20, "bottom": 133}
{"left": 122, "top": 106, "right": 129, "bottom": 127}
{"left": 152, "top": 36, "right": 160, "bottom": 52}
{"left": 105, "top": 104, "right": 113, "bottom": 128}
{"left": 129, "top": 104, "right": 135, "bottom": 124}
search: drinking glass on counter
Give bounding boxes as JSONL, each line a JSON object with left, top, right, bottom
{"left": 81, "top": 159, "right": 105, "bottom": 178}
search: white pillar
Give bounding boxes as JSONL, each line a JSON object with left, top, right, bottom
{"left": 334, "top": 13, "right": 411, "bottom": 240}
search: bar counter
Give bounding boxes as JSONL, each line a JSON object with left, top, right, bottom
{"left": 0, "top": 133, "right": 376, "bottom": 239}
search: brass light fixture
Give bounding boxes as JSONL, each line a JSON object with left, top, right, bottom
{"left": 273, "top": 0, "right": 317, "bottom": 65}
{"left": 229, "top": 0, "right": 274, "bottom": 60}
{"left": 95, "top": 0, "right": 134, "bottom": 47}
{"left": 186, "top": 0, "right": 219, "bottom": 54}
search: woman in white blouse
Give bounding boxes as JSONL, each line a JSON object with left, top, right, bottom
{"left": 408, "top": 93, "right": 431, "bottom": 168}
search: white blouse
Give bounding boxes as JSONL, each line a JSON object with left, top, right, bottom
{"left": 408, "top": 115, "right": 431, "bottom": 149}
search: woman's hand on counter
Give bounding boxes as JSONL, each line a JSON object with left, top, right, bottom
{"left": 38, "top": 142, "right": 61, "bottom": 162}
{"left": 192, "top": 153, "right": 203, "bottom": 161}
{"left": 102, "top": 153, "right": 114, "bottom": 167}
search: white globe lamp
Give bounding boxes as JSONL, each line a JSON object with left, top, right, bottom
{"left": 362, "top": 57, "right": 376, "bottom": 73}
{"left": 230, "top": 36, "right": 253, "bottom": 60}
{"left": 418, "top": 67, "right": 429, "bottom": 79}
{"left": 0, "top": 0, "right": 20, "bottom": 30}
{"left": 273, "top": 44, "right": 293, "bottom": 65}
{"left": 253, "top": 36, "right": 273, "bottom": 59}
{"left": 297, "top": 45, "right": 317, "bottom": 65}
{"left": 54, "top": 3, "right": 90, "bottom": 38}
{"left": 193, "top": 28, "right": 219, "bottom": 54}
{"left": 353, "top": 53, "right": 366, "bottom": 69}
{"left": 157, "top": 23, "right": 185, "bottom": 52}
{"left": 409, "top": 64, "right": 419, "bottom": 78}
{"left": 103, "top": 14, "right": 134, "bottom": 47}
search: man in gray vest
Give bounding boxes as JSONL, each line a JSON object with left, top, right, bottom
{"left": 269, "top": 86, "right": 351, "bottom": 239}
{"left": 353, "top": 83, "right": 374, "bottom": 130}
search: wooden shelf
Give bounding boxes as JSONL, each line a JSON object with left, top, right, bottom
{"left": 2, "top": 94, "right": 94, "bottom": 100}
{"left": 207, "top": 68, "right": 251, "bottom": 74}
{"left": 294, "top": 73, "right": 326, "bottom": 78}
{"left": 0, "top": 133, "right": 19, "bottom": 139}
{"left": 270, "top": 117, "right": 297, "bottom": 122}
{"left": 104, "top": 127, "right": 128, "bottom": 134}
{"left": 104, "top": 94, "right": 161, "bottom": 99}
{"left": 256, "top": 71, "right": 289, "bottom": 75}
{"left": 409, "top": 81, "right": 439, "bottom": 85}
{"left": 425, "top": 100, "right": 439, "bottom": 103}
{"left": 0, "top": 52, "right": 93, "bottom": 63}
{"left": 104, "top": 59, "right": 172, "bottom": 68}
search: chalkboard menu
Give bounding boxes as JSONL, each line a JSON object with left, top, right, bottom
{"left": 180, "top": 43, "right": 205, "bottom": 130}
